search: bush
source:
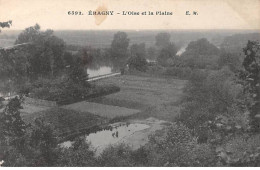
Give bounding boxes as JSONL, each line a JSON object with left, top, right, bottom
{"left": 217, "top": 134, "right": 260, "bottom": 166}
{"left": 145, "top": 123, "right": 197, "bottom": 166}
{"left": 19, "top": 76, "right": 120, "bottom": 105}
{"left": 128, "top": 55, "right": 147, "bottom": 72}
{"left": 97, "top": 144, "right": 134, "bottom": 166}
{"left": 193, "top": 143, "right": 217, "bottom": 166}
{"left": 57, "top": 137, "right": 96, "bottom": 166}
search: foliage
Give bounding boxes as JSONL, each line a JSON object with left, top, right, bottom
{"left": 23, "top": 107, "right": 104, "bottom": 137}
{"left": 130, "top": 43, "right": 146, "bottom": 58}
{"left": 128, "top": 54, "right": 147, "bottom": 72}
{"left": 0, "top": 49, "right": 29, "bottom": 85}
{"left": 0, "top": 97, "right": 26, "bottom": 142}
{"left": 218, "top": 51, "right": 241, "bottom": 72}
{"left": 97, "top": 144, "right": 135, "bottom": 166}
{"left": 0, "top": 97, "right": 28, "bottom": 166}
{"left": 67, "top": 56, "right": 88, "bottom": 84}
{"left": 147, "top": 46, "right": 157, "bottom": 60}
{"left": 110, "top": 32, "right": 129, "bottom": 69}
{"left": 20, "top": 76, "right": 119, "bottom": 105}
{"left": 239, "top": 41, "right": 260, "bottom": 132}
{"left": 180, "top": 38, "right": 220, "bottom": 69}
{"left": 184, "top": 38, "right": 220, "bottom": 56}
{"left": 193, "top": 143, "right": 217, "bottom": 166}
{"left": 57, "top": 137, "right": 96, "bottom": 166}
{"left": 216, "top": 134, "right": 260, "bottom": 166}
{"left": 155, "top": 32, "right": 170, "bottom": 48}
{"left": 0, "top": 21, "right": 12, "bottom": 32}
{"left": 157, "top": 43, "right": 178, "bottom": 66}
{"left": 143, "top": 124, "right": 197, "bottom": 166}
{"left": 14, "top": 24, "right": 66, "bottom": 78}
{"left": 26, "top": 118, "right": 59, "bottom": 166}
{"left": 178, "top": 67, "right": 245, "bottom": 143}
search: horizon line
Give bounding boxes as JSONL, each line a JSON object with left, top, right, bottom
{"left": 2, "top": 28, "right": 260, "bottom": 32}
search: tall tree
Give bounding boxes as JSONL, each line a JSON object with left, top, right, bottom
{"left": 15, "top": 24, "right": 66, "bottom": 78}
{"left": 155, "top": 32, "right": 170, "bottom": 48}
{"left": 0, "top": 97, "right": 27, "bottom": 166}
{"left": 240, "top": 41, "right": 260, "bottom": 132}
{"left": 130, "top": 43, "right": 146, "bottom": 58}
{"left": 157, "top": 43, "right": 178, "bottom": 66}
{"left": 110, "top": 32, "right": 129, "bottom": 69}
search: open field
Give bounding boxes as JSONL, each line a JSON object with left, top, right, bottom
{"left": 90, "top": 75, "right": 187, "bottom": 121}
{"left": 62, "top": 101, "right": 140, "bottom": 119}
{"left": 0, "top": 38, "right": 16, "bottom": 48}
{"left": 23, "top": 107, "right": 106, "bottom": 136}
{"left": 20, "top": 104, "right": 51, "bottom": 116}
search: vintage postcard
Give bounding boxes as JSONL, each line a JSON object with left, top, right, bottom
{"left": 0, "top": 0, "right": 260, "bottom": 167}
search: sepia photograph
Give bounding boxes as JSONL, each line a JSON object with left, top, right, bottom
{"left": 0, "top": 0, "right": 260, "bottom": 167}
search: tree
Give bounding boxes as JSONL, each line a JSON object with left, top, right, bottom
{"left": 155, "top": 32, "right": 171, "bottom": 48}
{"left": 98, "top": 144, "right": 134, "bottom": 166}
{"left": 110, "top": 32, "right": 129, "bottom": 69}
{"left": 157, "top": 43, "right": 178, "bottom": 66}
{"left": 57, "top": 137, "right": 96, "bottom": 166}
{"left": 27, "top": 118, "right": 59, "bottom": 166}
{"left": 0, "top": 97, "right": 26, "bottom": 142}
{"left": 180, "top": 38, "right": 220, "bottom": 69}
{"left": 184, "top": 38, "right": 219, "bottom": 56}
{"left": 128, "top": 43, "right": 147, "bottom": 72}
{"left": 15, "top": 24, "right": 66, "bottom": 78}
{"left": 130, "top": 43, "right": 146, "bottom": 58}
{"left": 68, "top": 56, "right": 88, "bottom": 83}
{"left": 218, "top": 51, "right": 241, "bottom": 72}
{"left": 15, "top": 24, "right": 40, "bottom": 44}
{"left": 239, "top": 40, "right": 260, "bottom": 132}
{"left": 147, "top": 46, "right": 157, "bottom": 60}
{"left": 128, "top": 54, "right": 147, "bottom": 72}
{"left": 145, "top": 123, "right": 197, "bottom": 166}
{"left": 0, "top": 21, "right": 12, "bottom": 32}
{"left": 0, "top": 97, "right": 28, "bottom": 166}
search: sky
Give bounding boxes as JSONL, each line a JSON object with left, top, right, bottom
{"left": 0, "top": 0, "right": 260, "bottom": 31}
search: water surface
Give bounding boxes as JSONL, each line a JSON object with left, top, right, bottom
{"left": 61, "top": 123, "right": 150, "bottom": 153}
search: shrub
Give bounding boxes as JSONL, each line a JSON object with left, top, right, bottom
{"left": 97, "top": 144, "right": 134, "bottom": 166}
{"left": 128, "top": 54, "right": 147, "bottom": 72}
{"left": 57, "top": 137, "right": 96, "bottom": 167}
{"left": 146, "top": 123, "right": 197, "bottom": 166}
{"left": 193, "top": 143, "right": 217, "bottom": 166}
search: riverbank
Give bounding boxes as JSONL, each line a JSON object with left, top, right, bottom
{"left": 61, "top": 117, "right": 172, "bottom": 156}
{"left": 21, "top": 74, "right": 187, "bottom": 153}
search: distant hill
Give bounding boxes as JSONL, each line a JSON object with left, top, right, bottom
{"left": 53, "top": 30, "right": 257, "bottom": 49}
{"left": 1, "top": 29, "right": 259, "bottom": 49}
{"left": 220, "top": 33, "right": 260, "bottom": 54}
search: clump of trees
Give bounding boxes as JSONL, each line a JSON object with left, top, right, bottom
{"left": 14, "top": 24, "right": 67, "bottom": 78}
{"left": 0, "top": 21, "right": 12, "bottom": 32}
{"left": 127, "top": 43, "right": 147, "bottom": 72}
{"left": 110, "top": 32, "right": 130, "bottom": 70}
{"left": 110, "top": 32, "right": 149, "bottom": 73}
{"left": 239, "top": 41, "right": 260, "bottom": 132}
{"left": 175, "top": 40, "right": 260, "bottom": 166}
{"left": 179, "top": 38, "right": 220, "bottom": 69}
{"left": 155, "top": 32, "right": 178, "bottom": 66}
